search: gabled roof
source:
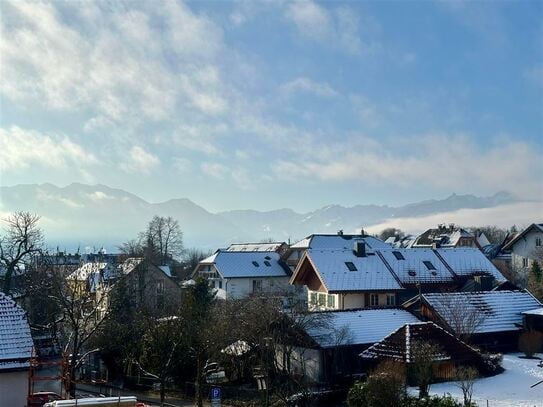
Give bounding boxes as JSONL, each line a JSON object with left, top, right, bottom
{"left": 436, "top": 248, "right": 505, "bottom": 281}
{"left": 0, "top": 292, "right": 33, "bottom": 370}
{"left": 226, "top": 242, "right": 286, "bottom": 252}
{"left": 290, "top": 234, "right": 389, "bottom": 250}
{"left": 306, "top": 308, "right": 420, "bottom": 348}
{"left": 197, "top": 250, "right": 290, "bottom": 279}
{"left": 360, "top": 322, "right": 482, "bottom": 363}
{"left": 502, "top": 223, "right": 543, "bottom": 251}
{"left": 300, "top": 249, "right": 403, "bottom": 292}
{"left": 421, "top": 290, "right": 542, "bottom": 334}
{"left": 413, "top": 225, "right": 475, "bottom": 247}
{"left": 66, "top": 262, "right": 112, "bottom": 281}
{"left": 290, "top": 246, "right": 505, "bottom": 292}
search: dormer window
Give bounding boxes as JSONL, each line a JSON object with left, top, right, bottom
{"left": 345, "top": 262, "right": 357, "bottom": 271}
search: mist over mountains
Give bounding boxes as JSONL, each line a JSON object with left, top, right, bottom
{"left": 0, "top": 183, "right": 517, "bottom": 251}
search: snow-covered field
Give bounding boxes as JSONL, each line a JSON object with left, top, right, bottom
{"left": 419, "top": 353, "right": 543, "bottom": 407}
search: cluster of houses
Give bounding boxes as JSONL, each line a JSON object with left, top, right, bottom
{"left": 1, "top": 223, "right": 542, "bottom": 403}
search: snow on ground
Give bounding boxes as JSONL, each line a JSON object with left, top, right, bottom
{"left": 414, "top": 353, "right": 543, "bottom": 407}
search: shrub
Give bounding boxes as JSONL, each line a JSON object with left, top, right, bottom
{"left": 519, "top": 330, "right": 543, "bottom": 358}
{"left": 347, "top": 361, "right": 405, "bottom": 407}
{"left": 346, "top": 381, "right": 368, "bottom": 407}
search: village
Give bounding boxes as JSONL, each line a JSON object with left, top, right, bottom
{"left": 1, "top": 213, "right": 542, "bottom": 407}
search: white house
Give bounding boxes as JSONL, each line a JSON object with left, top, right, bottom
{"left": 0, "top": 291, "right": 34, "bottom": 407}
{"left": 502, "top": 223, "right": 543, "bottom": 271}
{"left": 192, "top": 250, "right": 292, "bottom": 299}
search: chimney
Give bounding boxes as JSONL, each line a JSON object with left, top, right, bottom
{"left": 353, "top": 241, "right": 366, "bottom": 257}
{"left": 337, "top": 229, "right": 344, "bottom": 236}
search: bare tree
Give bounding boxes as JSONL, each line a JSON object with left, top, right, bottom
{"left": 435, "top": 295, "right": 486, "bottom": 343}
{"left": 0, "top": 211, "right": 43, "bottom": 294}
{"left": 410, "top": 340, "right": 442, "bottom": 398}
{"left": 455, "top": 366, "right": 477, "bottom": 406}
{"left": 378, "top": 227, "right": 405, "bottom": 241}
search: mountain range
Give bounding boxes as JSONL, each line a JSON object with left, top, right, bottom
{"left": 0, "top": 183, "right": 517, "bottom": 251}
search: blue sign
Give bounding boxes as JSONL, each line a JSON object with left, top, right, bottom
{"left": 211, "top": 387, "right": 221, "bottom": 400}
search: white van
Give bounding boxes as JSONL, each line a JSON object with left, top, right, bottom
{"left": 44, "top": 396, "right": 138, "bottom": 407}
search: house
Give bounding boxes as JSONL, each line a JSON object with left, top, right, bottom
{"left": 283, "top": 308, "right": 420, "bottom": 384}
{"left": 284, "top": 232, "right": 389, "bottom": 271}
{"left": 0, "top": 291, "right": 34, "bottom": 407}
{"left": 403, "top": 290, "right": 542, "bottom": 351}
{"left": 359, "top": 322, "right": 488, "bottom": 381}
{"left": 412, "top": 224, "right": 480, "bottom": 249}
{"left": 522, "top": 307, "right": 543, "bottom": 331}
{"left": 66, "top": 262, "right": 117, "bottom": 296}
{"left": 290, "top": 242, "right": 506, "bottom": 311}
{"left": 502, "top": 223, "right": 543, "bottom": 272}
{"left": 192, "top": 250, "right": 292, "bottom": 300}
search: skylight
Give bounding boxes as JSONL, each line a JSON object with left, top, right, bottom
{"left": 264, "top": 261, "right": 271, "bottom": 267}
{"left": 345, "top": 262, "right": 357, "bottom": 271}
{"left": 252, "top": 261, "right": 260, "bottom": 267}
{"left": 423, "top": 261, "right": 436, "bottom": 270}
{"left": 392, "top": 251, "right": 405, "bottom": 260}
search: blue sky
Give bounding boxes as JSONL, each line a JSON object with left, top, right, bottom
{"left": 1, "top": 0, "right": 542, "bottom": 212}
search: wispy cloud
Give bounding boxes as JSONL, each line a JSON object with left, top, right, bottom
{"left": 120, "top": 146, "right": 159, "bottom": 175}
{"left": 280, "top": 77, "right": 338, "bottom": 98}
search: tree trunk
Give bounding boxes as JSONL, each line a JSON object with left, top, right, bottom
{"left": 160, "top": 379, "right": 165, "bottom": 407}
{"left": 196, "top": 354, "right": 204, "bottom": 407}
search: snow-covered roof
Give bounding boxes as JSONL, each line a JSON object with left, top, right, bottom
{"left": 413, "top": 225, "right": 475, "bottom": 248}
{"left": 422, "top": 290, "right": 542, "bottom": 334}
{"left": 360, "top": 322, "right": 481, "bottom": 363}
{"left": 522, "top": 307, "right": 543, "bottom": 316}
{"left": 67, "top": 262, "right": 110, "bottom": 281}
{"left": 226, "top": 242, "right": 286, "bottom": 252}
{"left": 200, "top": 250, "right": 290, "bottom": 279}
{"left": 119, "top": 258, "right": 143, "bottom": 275}
{"left": 379, "top": 248, "right": 454, "bottom": 284}
{"left": 0, "top": 292, "right": 33, "bottom": 370}
{"left": 307, "top": 309, "right": 420, "bottom": 348}
{"left": 290, "top": 234, "right": 389, "bottom": 250}
{"left": 306, "top": 249, "right": 403, "bottom": 292}
{"left": 159, "top": 265, "right": 172, "bottom": 277}
{"left": 436, "top": 248, "right": 505, "bottom": 281}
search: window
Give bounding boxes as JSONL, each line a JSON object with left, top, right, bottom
{"left": 522, "top": 258, "right": 529, "bottom": 268}
{"left": 386, "top": 294, "right": 396, "bottom": 306}
{"left": 345, "top": 261, "right": 357, "bottom": 271}
{"left": 252, "top": 261, "right": 260, "bottom": 267}
{"left": 156, "top": 280, "right": 164, "bottom": 294}
{"left": 370, "top": 293, "right": 379, "bottom": 306}
{"left": 536, "top": 237, "right": 542, "bottom": 247}
{"left": 218, "top": 280, "right": 223, "bottom": 289}
{"left": 392, "top": 251, "right": 405, "bottom": 260}
{"left": 327, "top": 294, "right": 336, "bottom": 309}
{"left": 318, "top": 293, "right": 326, "bottom": 308}
{"left": 252, "top": 279, "right": 262, "bottom": 292}
{"left": 310, "top": 292, "right": 318, "bottom": 306}
{"left": 264, "top": 261, "right": 271, "bottom": 267}
{"left": 423, "top": 261, "right": 436, "bottom": 270}
{"left": 408, "top": 270, "right": 417, "bottom": 277}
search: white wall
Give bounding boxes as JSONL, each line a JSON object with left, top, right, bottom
{"left": 225, "top": 276, "right": 291, "bottom": 299}
{"left": 0, "top": 370, "right": 29, "bottom": 407}
{"left": 511, "top": 229, "right": 543, "bottom": 271}
{"left": 343, "top": 294, "right": 365, "bottom": 309}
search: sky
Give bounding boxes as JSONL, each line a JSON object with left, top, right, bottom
{"left": 1, "top": 0, "right": 542, "bottom": 213}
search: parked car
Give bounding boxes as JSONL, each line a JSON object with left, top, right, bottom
{"left": 28, "top": 391, "right": 63, "bottom": 406}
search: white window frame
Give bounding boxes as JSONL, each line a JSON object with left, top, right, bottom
{"left": 370, "top": 293, "right": 379, "bottom": 307}
{"left": 386, "top": 293, "right": 396, "bottom": 306}
{"left": 252, "top": 279, "right": 263, "bottom": 293}
{"left": 536, "top": 237, "right": 542, "bottom": 247}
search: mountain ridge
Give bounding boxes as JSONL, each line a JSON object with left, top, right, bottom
{"left": 0, "top": 183, "right": 517, "bottom": 250}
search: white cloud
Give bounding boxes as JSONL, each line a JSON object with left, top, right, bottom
{"left": 120, "top": 146, "right": 159, "bottom": 174}
{"left": 284, "top": 0, "right": 364, "bottom": 54}
{"left": 365, "top": 201, "right": 543, "bottom": 236}
{"left": 201, "top": 162, "right": 229, "bottom": 179}
{"left": 280, "top": 77, "right": 338, "bottom": 98}
{"left": 0, "top": 126, "right": 97, "bottom": 172}
{"left": 0, "top": 0, "right": 228, "bottom": 122}
{"left": 87, "top": 191, "right": 114, "bottom": 201}
{"left": 173, "top": 157, "right": 193, "bottom": 174}
{"left": 273, "top": 133, "right": 543, "bottom": 200}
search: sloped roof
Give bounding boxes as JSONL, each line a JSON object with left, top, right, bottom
{"left": 422, "top": 290, "right": 542, "bottom": 334}
{"left": 414, "top": 226, "right": 475, "bottom": 247}
{"left": 522, "top": 307, "right": 543, "bottom": 316}
{"left": 226, "top": 242, "right": 286, "bottom": 252}
{"left": 305, "top": 249, "right": 403, "bottom": 292}
{"left": 379, "top": 248, "right": 455, "bottom": 284}
{"left": 360, "top": 322, "right": 482, "bottom": 363}
{"left": 307, "top": 308, "right": 420, "bottom": 348}
{"left": 290, "top": 234, "right": 389, "bottom": 250}
{"left": 67, "top": 262, "right": 111, "bottom": 281}
{"left": 502, "top": 223, "right": 543, "bottom": 251}
{"left": 201, "top": 250, "right": 290, "bottom": 279}
{"left": 436, "top": 248, "right": 505, "bottom": 281}
{"left": 0, "top": 292, "right": 33, "bottom": 370}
